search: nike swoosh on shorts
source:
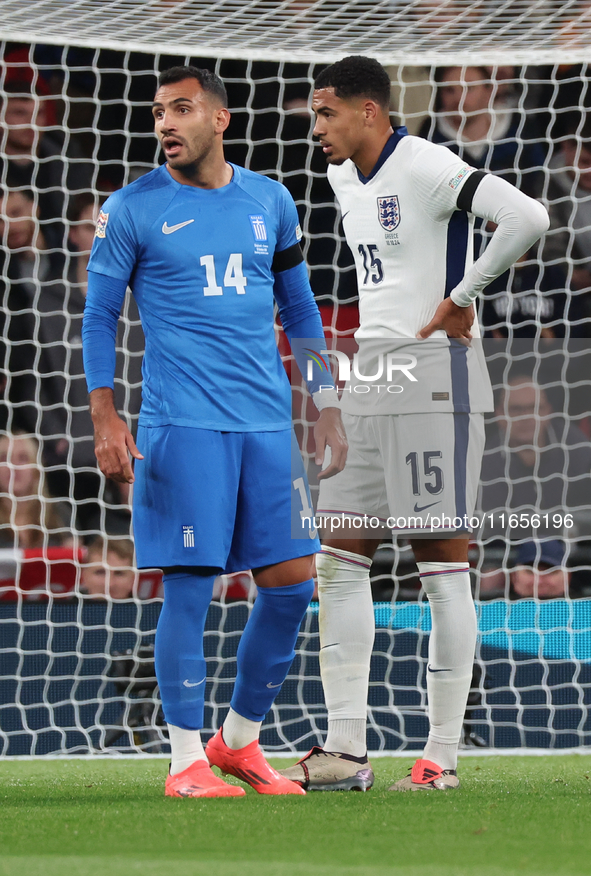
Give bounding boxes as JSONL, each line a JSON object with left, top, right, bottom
{"left": 413, "top": 501, "right": 441, "bottom": 513}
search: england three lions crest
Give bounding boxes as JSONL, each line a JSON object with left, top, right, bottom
{"left": 377, "top": 196, "right": 400, "bottom": 232}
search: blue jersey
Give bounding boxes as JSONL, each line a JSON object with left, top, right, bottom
{"left": 87, "top": 163, "right": 304, "bottom": 431}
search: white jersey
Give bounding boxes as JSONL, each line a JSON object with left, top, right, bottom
{"left": 327, "top": 130, "right": 493, "bottom": 415}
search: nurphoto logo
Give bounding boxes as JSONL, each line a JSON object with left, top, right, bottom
{"left": 307, "top": 348, "right": 418, "bottom": 395}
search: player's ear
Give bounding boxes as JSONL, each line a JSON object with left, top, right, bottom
{"left": 214, "top": 106, "right": 231, "bottom": 134}
{"left": 363, "top": 100, "right": 379, "bottom": 126}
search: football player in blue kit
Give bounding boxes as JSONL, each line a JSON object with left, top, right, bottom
{"left": 82, "top": 66, "right": 347, "bottom": 798}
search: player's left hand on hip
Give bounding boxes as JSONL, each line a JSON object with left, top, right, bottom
{"left": 314, "top": 407, "right": 348, "bottom": 480}
{"left": 417, "top": 298, "right": 474, "bottom": 342}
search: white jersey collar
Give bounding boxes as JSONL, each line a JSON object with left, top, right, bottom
{"left": 356, "top": 126, "right": 408, "bottom": 185}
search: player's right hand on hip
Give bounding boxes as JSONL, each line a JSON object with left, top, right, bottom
{"left": 417, "top": 298, "right": 474, "bottom": 341}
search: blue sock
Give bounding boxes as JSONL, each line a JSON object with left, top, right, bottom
{"left": 230, "top": 578, "right": 314, "bottom": 722}
{"left": 154, "top": 569, "right": 215, "bottom": 730}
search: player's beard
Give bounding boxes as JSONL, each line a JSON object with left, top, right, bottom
{"left": 166, "top": 130, "right": 216, "bottom": 175}
{"left": 319, "top": 143, "right": 348, "bottom": 166}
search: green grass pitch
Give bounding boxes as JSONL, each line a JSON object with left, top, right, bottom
{"left": 1, "top": 756, "right": 590, "bottom": 876}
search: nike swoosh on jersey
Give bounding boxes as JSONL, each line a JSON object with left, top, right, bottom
{"left": 413, "top": 501, "right": 441, "bottom": 513}
{"left": 162, "top": 219, "right": 195, "bottom": 234}
{"left": 266, "top": 681, "right": 282, "bottom": 689}
{"left": 183, "top": 677, "right": 206, "bottom": 687}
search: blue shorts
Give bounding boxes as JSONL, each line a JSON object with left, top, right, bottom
{"left": 132, "top": 425, "right": 319, "bottom": 571}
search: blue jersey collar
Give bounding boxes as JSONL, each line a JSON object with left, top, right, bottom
{"left": 356, "top": 127, "right": 408, "bottom": 184}
{"left": 161, "top": 161, "right": 237, "bottom": 190}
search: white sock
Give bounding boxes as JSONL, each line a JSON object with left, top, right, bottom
{"left": 316, "top": 547, "right": 374, "bottom": 758}
{"left": 222, "top": 707, "right": 262, "bottom": 750}
{"left": 417, "top": 562, "right": 477, "bottom": 772}
{"left": 167, "top": 723, "right": 207, "bottom": 775}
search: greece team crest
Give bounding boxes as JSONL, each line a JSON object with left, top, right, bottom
{"left": 377, "top": 196, "right": 400, "bottom": 232}
{"left": 249, "top": 214, "right": 267, "bottom": 241}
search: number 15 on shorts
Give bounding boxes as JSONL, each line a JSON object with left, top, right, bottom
{"left": 406, "top": 451, "right": 444, "bottom": 498}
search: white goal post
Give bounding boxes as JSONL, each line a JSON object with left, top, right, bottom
{"left": 2, "top": 0, "right": 591, "bottom": 66}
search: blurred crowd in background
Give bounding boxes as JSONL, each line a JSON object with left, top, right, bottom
{"left": 0, "top": 43, "right": 591, "bottom": 601}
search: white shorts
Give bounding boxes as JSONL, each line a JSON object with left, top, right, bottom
{"left": 317, "top": 412, "right": 485, "bottom": 537}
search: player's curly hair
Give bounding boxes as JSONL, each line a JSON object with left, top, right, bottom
{"left": 158, "top": 65, "right": 228, "bottom": 107}
{"left": 314, "top": 56, "right": 391, "bottom": 110}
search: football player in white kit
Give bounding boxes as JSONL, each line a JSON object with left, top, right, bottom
{"left": 279, "top": 57, "right": 549, "bottom": 792}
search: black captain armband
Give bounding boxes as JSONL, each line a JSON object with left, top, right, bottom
{"left": 456, "top": 170, "right": 487, "bottom": 213}
{"left": 272, "top": 242, "right": 304, "bottom": 273}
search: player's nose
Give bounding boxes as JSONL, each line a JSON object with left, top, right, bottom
{"left": 157, "top": 113, "right": 177, "bottom": 133}
{"left": 312, "top": 117, "right": 324, "bottom": 137}
{"left": 159, "top": 123, "right": 178, "bottom": 140}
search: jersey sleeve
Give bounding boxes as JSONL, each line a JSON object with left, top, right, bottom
{"left": 449, "top": 173, "right": 550, "bottom": 307}
{"left": 275, "top": 184, "right": 303, "bottom": 253}
{"left": 87, "top": 190, "right": 139, "bottom": 282}
{"left": 83, "top": 272, "right": 129, "bottom": 392}
{"left": 410, "top": 141, "right": 479, "bottom": 224}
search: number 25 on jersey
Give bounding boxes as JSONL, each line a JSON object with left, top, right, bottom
{"left": 200, "top": 253, "right": 247, "bottom": 296}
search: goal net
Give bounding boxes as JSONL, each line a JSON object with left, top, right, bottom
{"left": 1, "top": 1, "right": 591, "bottom": 756}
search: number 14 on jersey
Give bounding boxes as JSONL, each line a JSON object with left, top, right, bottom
{"left": 200, "top": 253, "right": 247, "bottom": 296}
